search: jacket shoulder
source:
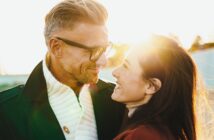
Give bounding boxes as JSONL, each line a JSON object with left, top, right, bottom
{"left": 114, "top": 125, "right": 175, "bottom": 140}
{"left": 0, "top": 85, "right": 24, "bottom": 103}
{"left": 97, "top": 79, "right": 115, "bottom": 90}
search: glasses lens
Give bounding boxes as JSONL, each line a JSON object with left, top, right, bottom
{"left": 90, "top": 47, "right": 107, "bottom": 61}
{"left": 89, "top": 42, "right": 113, "bottom": 61}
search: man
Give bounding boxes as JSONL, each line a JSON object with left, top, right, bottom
{"left": 0, "top": 0, "right": 125, "bottom": 140}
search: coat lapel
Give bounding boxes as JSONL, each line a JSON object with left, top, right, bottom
{"left": 21, "top": 61, "right": 65, "bottom": 140}
{"left": 21, "top": 61, "right": 125, "bottom": 140}
{"left": 90, "top": 81, "right": 125, "bottom": 140}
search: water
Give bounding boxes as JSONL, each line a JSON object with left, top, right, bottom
{"left": 192, "top": 48, "right": 214, "bottom": 89}
{"left": 0, "top": 75, "right": 28, "bottom": 84}
{"left": 0, "top": 75, "right": 28, "bottom": 92}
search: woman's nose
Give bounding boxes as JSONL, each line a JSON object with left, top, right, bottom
{"left": 112, "top": 67, "right": 120, "bottom": 78}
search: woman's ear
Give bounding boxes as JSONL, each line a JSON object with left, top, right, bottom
{"left": 49, "top": 38, "right": 63, "bottom": 58}
{"left": 145, "top": 78, "right": 161, "bottom": 95}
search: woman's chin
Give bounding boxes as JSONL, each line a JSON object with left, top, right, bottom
{"left": 111, "top": 89, "right": 123, "bottom": 103}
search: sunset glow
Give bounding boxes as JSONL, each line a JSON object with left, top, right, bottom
{"left": 0, "top": 0, "right": 214, "bottom": 74}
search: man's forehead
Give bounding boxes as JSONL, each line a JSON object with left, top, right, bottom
{"left": 53, "top": 23, "right": 108, "bottom": 46}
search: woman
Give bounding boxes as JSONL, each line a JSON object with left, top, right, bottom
{"left": 112, "top": 35, "right": 197, "bottom": 140}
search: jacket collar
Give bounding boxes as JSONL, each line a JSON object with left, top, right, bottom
{"left": 21, "top": 61, "right": 124, "bottom": 140}
{"left": 22, "top": 61, "right": 48, "bottom": 103}
{"left": 21, "top": 61, "right": 65, "bottom": 140}
{"left": 22, "top": 61, "right": 108, "bottom": 103}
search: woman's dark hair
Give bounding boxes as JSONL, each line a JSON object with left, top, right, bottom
{"left": 128, "top": 35, "right": 197, "bottom": 140}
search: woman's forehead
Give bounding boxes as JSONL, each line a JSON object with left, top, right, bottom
{"left": 127, "top": 48, "right": 146, "bottom": 61}
{"left": 126, "top": 51, "right": 143, "bottom": 71}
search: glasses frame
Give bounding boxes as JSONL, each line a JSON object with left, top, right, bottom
{"left": 55, "top": 37, "right": 112, "bottom": 61}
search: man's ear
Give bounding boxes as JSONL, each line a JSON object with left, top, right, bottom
{"left": 145, "top": 78, "right": 161, "bottom": 95}
{"left": 49, "top": 38, "right": 63, "bottom": 58}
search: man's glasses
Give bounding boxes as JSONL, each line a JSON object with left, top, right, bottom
{"left": 55, "top": 37, "right": 112, "bottom": 61}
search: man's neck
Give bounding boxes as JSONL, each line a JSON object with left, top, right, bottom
{"left": 51, "top": 66, "right": 83, "bottom": 95}
{"left": 47, "top": 57, "right": 84, "bottom": 95}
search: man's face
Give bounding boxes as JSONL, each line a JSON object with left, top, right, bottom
{"left": 50, "top": 22, "right": 109, "bottom": 84}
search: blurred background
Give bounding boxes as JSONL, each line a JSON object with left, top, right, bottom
{"left": 0, "top": 0, "right": 214, "bottom": 95}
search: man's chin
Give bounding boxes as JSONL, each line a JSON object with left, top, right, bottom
{"left": 83, "top": 74, "right": 99, "bottom": 84}
{"left": 88, "top": 76, "right": 99, "bottom": 84}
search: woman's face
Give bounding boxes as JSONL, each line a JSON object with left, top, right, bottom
{"left": 111, "top": 51, "right": 149, "bottom": 106}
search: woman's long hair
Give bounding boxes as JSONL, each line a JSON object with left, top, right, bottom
{"left": 127, "top": 35, "right": 197, "bottom": 140}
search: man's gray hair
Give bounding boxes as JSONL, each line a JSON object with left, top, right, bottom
{"left": 44, "top": 0, "right": 108, "bottom": 44}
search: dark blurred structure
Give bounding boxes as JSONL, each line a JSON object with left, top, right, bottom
{"left": 189, "top": 35, "right": 214, "bottom": 52}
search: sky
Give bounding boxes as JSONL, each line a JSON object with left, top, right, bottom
{"left": 0, "top": 0, "right": 214, "bottom": 74}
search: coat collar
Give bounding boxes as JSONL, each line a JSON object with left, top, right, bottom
{"left": 22, "top": 61, "right": 48, "bottom": 103}
{"left": 21, "top": 61, "right": 124, "bottom": 140}
{"left": 21, "top": 61, "right": 65, "bottom": 140}
{"left": 22, "top": 61, "right": 111, "bottom": 103}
